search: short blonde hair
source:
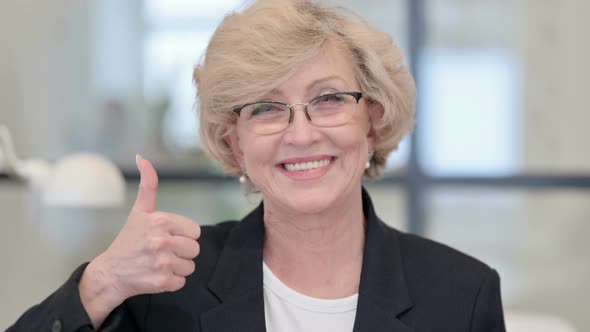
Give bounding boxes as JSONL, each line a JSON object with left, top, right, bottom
{"left": 194, "top": 0, "right": 415, "bottom": 178}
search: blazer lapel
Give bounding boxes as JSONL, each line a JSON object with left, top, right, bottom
{"left": 200, "top": 189, "right": 414, "bottom": 332}
{"left": 200, "top": 205, "right": 267, "bottom": 332}
{"left": 353, "top": 188, "right": 414, "bottom": 332}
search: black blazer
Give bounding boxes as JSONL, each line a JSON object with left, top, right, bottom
{"left": 9, "top": 189, "right": 506, "bottom": 331}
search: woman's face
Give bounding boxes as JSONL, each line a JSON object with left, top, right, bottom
{"left": 227, "top": 43, "right": 376, "bottom": 215}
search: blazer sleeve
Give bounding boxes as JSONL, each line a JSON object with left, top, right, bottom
{"left": 469, "top": 268, "right": 506, "bottom": 332}
{"left": 7, "top": 263, "right": 141, "bottom": 332}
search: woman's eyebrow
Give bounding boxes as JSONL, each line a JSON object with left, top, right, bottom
{"left": 306, "top": 75, "right": 348, "bottom": 91}
{"left": 263, "top": 90, "right": 286, "bottom": 101}
{"left": 262, "top": 75, "right": 348, "bottom": 101}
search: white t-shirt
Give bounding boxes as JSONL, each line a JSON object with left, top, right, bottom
{"left": 262, "top": 262, "right": 358, "bottom": 332}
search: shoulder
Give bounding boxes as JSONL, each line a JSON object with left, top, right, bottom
{"left": 384, "top": 226, "right": 505, "bottom": 330}
{"left": 395, "top": 228, "right": 492, "bottom": 275}
{"left": 386, "top": 226, "right": 505, "bottom": 328}
{"left": 386, "top": 225, "right": 497, "bottom": 298}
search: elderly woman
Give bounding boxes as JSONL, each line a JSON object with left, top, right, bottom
{"left": 10, "top": 1, "right": 505, "bottom": 331}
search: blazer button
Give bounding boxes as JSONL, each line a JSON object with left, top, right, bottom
{"left": 51, "top": 319, "right": 63, "bottom": 332}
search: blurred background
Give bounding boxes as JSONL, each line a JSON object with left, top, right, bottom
{"left": 1, "top": 0, "right": 588, "bottom": 330}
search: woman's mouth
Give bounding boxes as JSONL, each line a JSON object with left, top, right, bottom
{"left": 277, "top": 157, "right": 336, "bottom": 181}
{"left": 282, "top": 158, "right": 332, "bottom": 171}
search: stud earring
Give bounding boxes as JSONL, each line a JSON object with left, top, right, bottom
{"left": 365, "top": 151, "right": 374, "bottom": 169}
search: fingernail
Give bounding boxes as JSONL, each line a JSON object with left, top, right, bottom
{"left": 136, "top": 154, "right": 143, "bottom": 169}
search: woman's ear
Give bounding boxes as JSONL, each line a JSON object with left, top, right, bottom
{"left": 224, "top": 130, "right": 245, "bottom": 165}
{"left": 366, "top": 99, "right": 384, "bottom": 150}
{"left": 367, "top": 98, "right": 384, "bottom": 123}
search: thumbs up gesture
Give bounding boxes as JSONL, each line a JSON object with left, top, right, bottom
{"left": 78, "top": 155, "right": 201, "bottom": 328}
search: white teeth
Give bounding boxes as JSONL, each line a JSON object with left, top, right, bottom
{"left": 284, "top": 159, "right": 331, "bottom": 171}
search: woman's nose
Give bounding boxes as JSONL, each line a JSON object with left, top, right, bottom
{"left": 283, "top": 105, "right": 320, "bottom": 146}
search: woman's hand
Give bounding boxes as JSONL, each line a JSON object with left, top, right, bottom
{"left": 78, "top": 155, "right": 201, "bottom": 329}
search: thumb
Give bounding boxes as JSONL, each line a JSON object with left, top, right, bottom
{"left": 133, "top": 154, "right": 159, "bottom": 213}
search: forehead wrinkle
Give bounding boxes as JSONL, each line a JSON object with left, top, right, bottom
{"left": 306, "top": 75, "right": 350, "bottom": 92}
{"left": 268, "top": 75, "right": 351, "bottom": 101}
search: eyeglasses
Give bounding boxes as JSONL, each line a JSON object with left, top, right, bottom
{"left": 232, "top": 92, "right": 363, "bottom": 135}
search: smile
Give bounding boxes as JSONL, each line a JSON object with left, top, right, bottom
{"left": 282, "top": 158, "right": 332, "bottom": 171}
{"left": 277, "top": 156, "right": 336, "bottom": 181}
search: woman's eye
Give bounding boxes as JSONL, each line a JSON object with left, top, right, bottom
{"left": 252, "top": 104, "right": 276, "bottom": 115}
{"left": 249, "top": 103, "right": 286, "bottom": 119}
{"left": 316, "top": 94, "right": 344, "bottom": 105}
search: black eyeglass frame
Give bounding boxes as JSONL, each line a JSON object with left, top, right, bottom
{"left": 232, "top": 92, "right": 363, "bottom": 123}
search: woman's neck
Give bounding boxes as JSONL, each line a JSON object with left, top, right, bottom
{"left": 262, "top": 188, "right": 365, "bottom": 298}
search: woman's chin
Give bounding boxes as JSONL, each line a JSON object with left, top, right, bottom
{"left": 281, "top": 190, "right": 339, "bottom": 215}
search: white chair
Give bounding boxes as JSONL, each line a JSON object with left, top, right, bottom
{"left": 505, "top": 311, "right": 578, "bottom": 332}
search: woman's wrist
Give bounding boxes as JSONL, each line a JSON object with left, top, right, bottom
{"left": 78, "top": 257, "right": 125, "bottom": 329}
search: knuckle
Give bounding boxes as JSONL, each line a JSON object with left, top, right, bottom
{"left": 148, "top": 237, "right": 170, "bottom": 252}
{"left": 155, "top": 275, "right": 184, "bottom": 292}
{"left": 154, "top": 256, "right": 172, "bottom": 270}
{"left": 154, "top": 275, "right": 178, "bottom": 291}
{"left": 147, "top": 238, "right": 161, "bottom": 252}
{"left": 150, "top": 216, "right": 169, "bottom": 229}
{"left": 170, "top": 277, "right": 186, "bottom": 291}
{"left": 152, "top": 276, "right": 168, "bottom": 290}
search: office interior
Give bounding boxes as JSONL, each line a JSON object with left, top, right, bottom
{"left": 1, "top": 0, "right": 588, "bottom": 330}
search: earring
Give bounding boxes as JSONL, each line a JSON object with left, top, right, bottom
{"left": 239, "top": 165, "right": 248, "bottom": 184}
{"left": 365, "top": 151, "right": 374, "bottom": 169}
